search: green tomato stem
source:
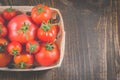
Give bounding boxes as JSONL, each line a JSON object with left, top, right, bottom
{"left": 17, "top": 62, "right": 32, "bottom": 68}
{"left": 41, "top": 23, "right": 50, "bottom": 31}
{"left": 0, "top": 45, "right": 4, "bottom": 52}
{"left": 12, "top": 49, "right": 19, "bottom": 56}
{"left": 45, "top": 43, "right": 54, "bottom": 51}
{"left": 18, "top": 62, "right": 26, "bottom": 69}
{"left": 6, "top": 6, "right": 13, "bottom": 12}
{"left": 29, "top": 44, "right": 37, "bottom": 54}
{"left": 17, "top": 22, "right": 29, "bottom": 40}
{"left": 0, "top": 24, "right": 2, "bottom": 34}
{"left": 37, "top": 4, "right": 45, "bottom": 13}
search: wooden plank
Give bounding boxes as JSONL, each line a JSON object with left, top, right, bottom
{"left": 53, "top": 0, "right": 109, "bottom": 80}
{"left": 116, "top": 0, "right": 120, "bottom": 80}
{"left": 53, "top": 0, "right": 118, "bottom": 80}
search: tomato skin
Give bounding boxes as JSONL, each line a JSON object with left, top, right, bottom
{"left": 14, "top": 53, "right": 34, "bottom": 68}
{"left": 0, "top": 15, "right": 5, "bottom": 24}
{"left": 35, "top": 43, "right": 60, "bottom": 66}
{"left": 2, "top": 7, "right": 16, "bottom": 20}
{"left": 0, "top": 53, "right": 12, "bottom": 67}
{"left": 8, "top": 14, "right": 38, "bottom": 43}
{"left": 0, "top": 24, "right": 7, "bottom": 37}
{"left": 0, "top": 38, "right": 8, "bottom": 46}
{"left": 26, "top": 40, "right": 40, "bottom": 54}
{"left": 0, "top": 38, "right": 11, "bottom": 67}
{"left": 37, "top": 23, "right": 58, "bottom": 42}
{"left": 31, "top": 4, "right": 52, "bottom": 24}
{"left": 7, "top": 41, "right": 22, "bottom": 56}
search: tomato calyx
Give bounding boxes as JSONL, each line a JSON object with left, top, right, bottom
{"left": 6, "top": 7, "right": 13, "bottom": 12}
{"left": 46, "top": 43, "right": 54, "bottom": 51}
{"left": 18, "top": 62, "right": 26, "bottom": 68}
{"left": 11, "top": 49, "right": 19, "bottom": 56}
{"left": 41, "top": 21, "right": 59, "bottom": 32}
{"left": 41, "top": 23, "right": 50, "bottom": 31}
{"left": 29, "top": 44, "right": 37, "bottom": 54}
{"left": 19, "top": 22, "right": 29, "bottom": 33}
{"left": 0, "top": 24, "right": 2, "bottom": 34}
{"left": 17, "top": 62, "right": 32, "bottom": 68}
{"left": 37, "top": 5, "right": 45, "bottom": 13}
{"left": 0, "top": 44, "right": 5, "bottom": 52}
{"left": 18, "top": 22, "right": 29, "bottom": 39}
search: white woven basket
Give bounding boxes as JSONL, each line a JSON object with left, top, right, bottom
{"left": 0, "top": 6, "right": 65, "bottom": 71}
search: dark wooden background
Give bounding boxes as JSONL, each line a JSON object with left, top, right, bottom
{"left": 0, "top": 0, "right": 120, "bottom": 80}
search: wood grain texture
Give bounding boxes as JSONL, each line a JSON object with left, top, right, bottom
{"left": 0, "top": 0, "right": 119, "bottom": 80}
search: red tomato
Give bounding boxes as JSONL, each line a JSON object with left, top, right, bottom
{"left": 0, "top": 24, "right": 7, "bottom": 37}
{"left": 14, "top": 53, "right": 34, "bottom": 68}
{"left": 31, "top": 4, "right": 52, "bottom": 24}
{"left": 2, "top": 7, "right": 16, "bottom": 20}
{"left": 37, "top": 23, "right": 59, "bottom": 42}
{"left": 35, "top": 43, "right": 60, "bottom": 66}
{"left": 0, "top": 38, "right": 11, "bottom": 67}
{"left": 26, "top": 40, "right": 40, "bottom": 54}
{"left": 8, "top": 14, "right": 38, "bottom": 43}
{"left": 0, "top": 38, "right": 8, "bottom": 52}
{"left": 0, "top": 38, "right": 8, "bottom": 46}
{"left": 0, "top": 15, "right": 5, "bottom": 24}
{"left": 0, "top": 52, "right": 12, "bottom": 67}
{"left": 7, "top": 41, "right": 22, "bottom": 56}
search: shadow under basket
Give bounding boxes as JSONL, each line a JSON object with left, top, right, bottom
{"left": 0, "top": 6, "right": 65, "bottom": 71}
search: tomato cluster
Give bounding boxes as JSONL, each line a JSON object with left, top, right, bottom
{"left": 0, "top": 4, "right": 60, "bottom": 69}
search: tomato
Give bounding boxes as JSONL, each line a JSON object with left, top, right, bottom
{"left": 2, "top": 7, "right": 16, "bottom": 20}
{"left": 31, "top": 4, "right": 52, "bottom": 25}
{"left": 0, "top": 15, "right": 4, "bottom": 24}
{"left": 35, "top": 43, "right": 60, "bottom": 66}
{"left": 26, "top": 40, "right": 40, "bottom": 54}
{"left": 0, "top": 24, "right": 7, "bottom": 37}
{"left": 14, "top": 53, "right": 34, "bottom": 68}
{"left": 0, "top": 38, "right": 8, "bottom": 52}
{"left": 0, "top": 52, "right": 12, "bottom": 67}
{"left": 7, "top": 41, "right": 22, "bottom": 56}
{"left": 0, "top": 38, "right": 11, "bottom": 67}
{"left": 8, "top": 14, "right": 38, "bottom": 43}
{"left": 0, "top": 38, "right": 8, "bottom": 46}
{"left": 37, "top": 22, "right": 59, "bottom": 42}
